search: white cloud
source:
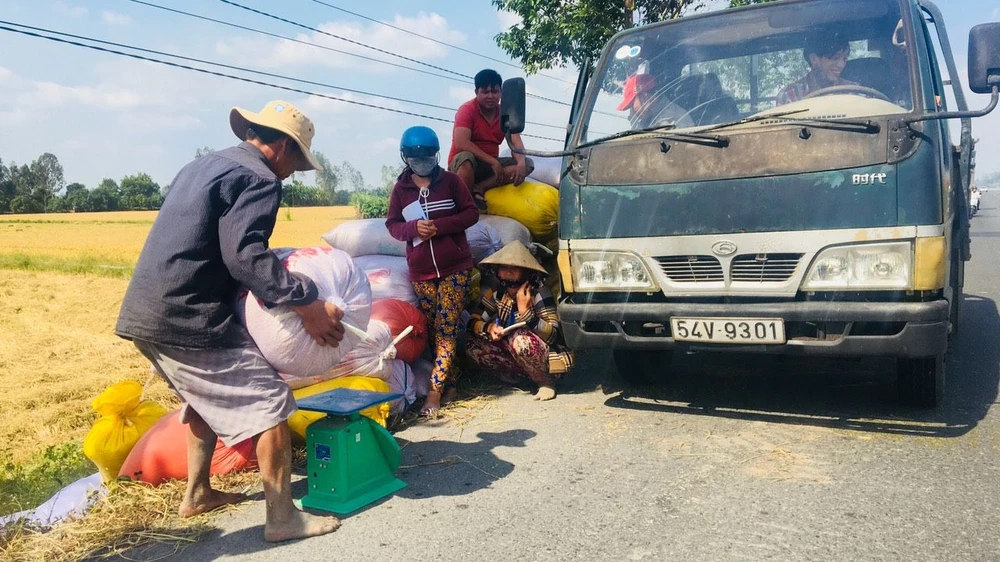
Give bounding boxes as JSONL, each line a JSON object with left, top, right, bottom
{"left": 994, "top": 8, "right": 1000, "bottom": 20}
{"left": 448, "top": 85, "right": 473, "bottom": 103}
{"left": 53, "top": 2, "right": 87, "bottom": 18}
{"left": 372, "top": 136, "right": 400, "bottom": 151}
{"left": 497, "top": 10, "right": 522, "bottom": 31}
{"left": 216, "top": 12, "right": 465, "bottom": 71}
{"left": 298, "top": 92, "right": 410, "bottom": 122}
{"left": 20, "top": 81, "right": 147, "bottom": 110}
{"left": 101, "top": 10, "right": 132, "bottom": 25}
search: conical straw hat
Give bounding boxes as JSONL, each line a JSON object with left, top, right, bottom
{"left": 478, "top": 241, "right": 547, "bottom": 275}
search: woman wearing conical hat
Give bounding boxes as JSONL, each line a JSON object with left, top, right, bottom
{"left": 466, "top": 241, "right": 573, "bottom": 400}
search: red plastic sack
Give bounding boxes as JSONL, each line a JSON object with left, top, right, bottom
{"left": 370, "top": 299, "right": 428, "bottom": 364}
{"left": 119, "top": 410, "right": 258, "bottom": 485}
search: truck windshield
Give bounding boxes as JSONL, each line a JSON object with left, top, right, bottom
{"left": 580, "top": 0, "right": 914, "bottom": 144}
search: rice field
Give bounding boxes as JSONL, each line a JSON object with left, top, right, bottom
{"left": 0, "top": 206, "right": 357, "bottom": 467}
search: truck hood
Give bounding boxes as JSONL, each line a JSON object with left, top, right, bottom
{"left": 577, "top": 164, "right": 899, "bottom": 238}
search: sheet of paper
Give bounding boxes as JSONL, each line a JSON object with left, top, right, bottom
{"left": 401, "top": 200, "right": 427, "bottom": 246}
{"left": 500, "top": 321, "right": 528, "bottom": 336}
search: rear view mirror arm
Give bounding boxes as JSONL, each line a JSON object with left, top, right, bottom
{"left": 507, "top": 135, "right": 579, "bottom": 158}
{"left": 902, "top": 86, "right": 999, "bottom": 124}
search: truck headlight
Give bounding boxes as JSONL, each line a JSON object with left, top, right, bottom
{"left": 571, "top": 251, "right": 656, "bottom": 291}
{"left": 802, "top": 241, "right": 912, "bottom": 290}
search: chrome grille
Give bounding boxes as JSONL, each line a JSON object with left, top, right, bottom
{"left": 730, "top": 253, "right": 803, "bottom": 283}
{"left": 655, "top": 255, "right": 724, "bottom": 282}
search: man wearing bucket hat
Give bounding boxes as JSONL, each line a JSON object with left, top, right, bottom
{"left": 116, "top": 100, "right": 342, "bottom": 542}
{"left": 466, "top": 241, "right": 573, "bottom": 401}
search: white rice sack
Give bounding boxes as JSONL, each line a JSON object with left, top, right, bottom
{"left": 353, "top": 255, "right": 417, "bottom": 306}
{"left": 238, "top": 247, "right": 372, "bottom": 379}
{"left": 466, "top": 220, "right": 503, "bottom": 265}
{"left": 279, "top": 319, "right": 391, "bottom": 389}
{"left": 385, "top": 359, "right": 416, "bottom": 415}
{"left": 527, "top": 155, "right": 563, "bottom": 187}
{"left": 320, "top": 218, "right": 406, "bottom": 258}
{"left": 477, "top": 214, "right": 531, "bottom": 248}
{"left": 500, "top": 148, "right": 562, "bottom": 188}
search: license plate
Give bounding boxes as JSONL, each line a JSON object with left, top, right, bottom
{"left": 670, "top": 317, "right": 786, "bottom": 344}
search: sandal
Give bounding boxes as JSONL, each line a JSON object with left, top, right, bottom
{"left": 419, "top": 405, "right": 441, "bottom": 418}
{"left": 472, "top": 192, "right": 487, "bottom": 211}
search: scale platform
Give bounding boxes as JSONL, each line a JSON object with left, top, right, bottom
{"left": 296, "top": 388, "right": 405, "bottom": 515}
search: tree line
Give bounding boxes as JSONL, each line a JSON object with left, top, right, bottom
{"left": 0, "top": 149, "right": 404, "bottom": 215}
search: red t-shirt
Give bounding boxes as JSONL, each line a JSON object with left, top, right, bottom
{"left": 448, "top": 99, "right": 505, "bottom": 164}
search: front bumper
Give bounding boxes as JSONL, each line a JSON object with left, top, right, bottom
{"left": 559, "top": 298, "right": 949, "bottom": 358}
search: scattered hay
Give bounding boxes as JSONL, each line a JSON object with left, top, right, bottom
{"left": 1, "top": 471, "right": 260, "bottom": 562}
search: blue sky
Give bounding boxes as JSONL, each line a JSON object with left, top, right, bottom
{"left": 0, "top": 0, "right": 998, "bottom": 191}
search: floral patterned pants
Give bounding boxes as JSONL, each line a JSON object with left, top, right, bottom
{"left": 466, "top": 328, "right": 556, "bottom": 388}
{"left": 411, "top": 270, "right": 470, "bottom": 393}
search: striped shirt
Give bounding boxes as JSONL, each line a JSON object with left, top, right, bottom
{"left": 468, "top": 283, "right": 574, "bottom": 374}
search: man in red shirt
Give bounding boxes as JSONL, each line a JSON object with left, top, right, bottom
{"left": 448, "top": 69, "right": 534, "bottom": 210}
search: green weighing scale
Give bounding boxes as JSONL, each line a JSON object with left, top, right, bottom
{"left": 295, "top": 388, "right": 406, "bottom": 515}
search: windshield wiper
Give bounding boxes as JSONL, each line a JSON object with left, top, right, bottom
{"left": 578, "top": 124, "right": 729, "bottom": 149}
{"left": 773, "top": 117, "right": 881, "bottom": 134}
{"left": 702, "top": 109, "right": 879, "bottom": 134}
{"left": 699, "top": 108, "right": 810, "bottom": 133}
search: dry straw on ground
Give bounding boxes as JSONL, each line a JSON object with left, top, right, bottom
{"left": 1, "top": 472, "right": 260, "bottom": 562}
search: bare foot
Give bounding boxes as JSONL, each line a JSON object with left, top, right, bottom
{"left": 179, "top": 490, "right": 246, "bottom": 518}
{"left": 441, "top": 386, "right": 458, "bottom": 406}
{"left": 533, "top": 386, "right": 557, "bottom": 401}
{"left": 265, "top": 508, "right": 340, "bottom": 542}
{"left": 421, "top": 390, "right": 442, "bottom": 417}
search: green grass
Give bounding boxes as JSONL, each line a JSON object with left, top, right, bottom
{"left": 0, "top": 254, "right": 134, "bottom": 278}
{"left": 0, "top": 443, "right": 95, "bottom": 518}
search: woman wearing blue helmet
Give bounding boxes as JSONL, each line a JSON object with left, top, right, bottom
{"left": 385, "top": 126, "right": 479, "bottom": 416}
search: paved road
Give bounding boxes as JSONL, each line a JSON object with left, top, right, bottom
{"left": 134, "top": 193, "right": 999, "bottom": 562}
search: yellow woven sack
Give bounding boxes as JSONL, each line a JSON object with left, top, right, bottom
{"left": 484, "top": 180, "right": 559, "bottom": 242}
{"left": 83, "top": 380, "right": 167, "bottom": 482}
{"left": 289, "top": 376, "right": 391, "bottom": 441}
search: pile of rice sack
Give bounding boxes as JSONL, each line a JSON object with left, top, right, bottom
{"left": 99, "top": 169, "right": 561, "bottom": 484}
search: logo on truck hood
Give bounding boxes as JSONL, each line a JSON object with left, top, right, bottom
{"left": 711, "top": 240, "right": 738, "bottom": 256}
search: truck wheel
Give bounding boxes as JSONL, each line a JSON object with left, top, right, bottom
{"left": 613, "top": 350, "right": 673, "bottom": 385}
{"left": 897, "top": 355, "right": 945, "bottom": 408}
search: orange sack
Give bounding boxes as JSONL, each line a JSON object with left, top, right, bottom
{"left": 370, "top": 298, "right": 428, "bottom": 364}
{"left": 119, "top": 410, "right": 258, "bottom": 485}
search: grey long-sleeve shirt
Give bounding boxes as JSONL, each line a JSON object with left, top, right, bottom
{"left": 115, "top": 142, "right": 318, "bottom": 348}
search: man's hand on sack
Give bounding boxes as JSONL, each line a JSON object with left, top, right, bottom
{"left": 294, "top": 300, "right": 346, "bottom": 346}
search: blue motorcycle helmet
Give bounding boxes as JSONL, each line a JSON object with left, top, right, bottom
{"left": 400, "top": 126, "right": 440, "bottom": 177}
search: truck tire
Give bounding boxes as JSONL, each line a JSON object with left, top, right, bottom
{"left": 897, "top": 355, "right": 945, "bottom": 408}
{"left": 613, "top": 350, "right": 673, "bottom": 386}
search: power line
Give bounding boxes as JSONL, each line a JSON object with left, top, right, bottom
{"left": 6, "top": 21, "right": 459, "bottom": 113}
{"left": 215, "top": 0, "right": 573, "bottom": 109}
{"left": 218, "top": 0, "right": 468, "bottom": 80}
{"left": 10, "top": 19, "right": 566, "bottom": 132}
{"left": 127, "top": 0, "right": 466, "bottom": 85}
{"left": 126, "top": 0, "right": 573, "bottom": 126}
{"left": 305, "top": 0, "right": 577, "bottom": 86}
{"left": 0, "top": 21, "right": 565, "bottom": 144}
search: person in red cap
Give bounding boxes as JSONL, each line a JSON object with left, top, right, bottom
{"left": 617, "top": 73, "right": 658, "bottom": 127}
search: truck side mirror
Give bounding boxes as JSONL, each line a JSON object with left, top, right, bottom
{"left": 968, "top": 23, "right": 1000, "bottom": 94}
{"left": 500, "top": 78, "right": 526, "bottom": 135}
